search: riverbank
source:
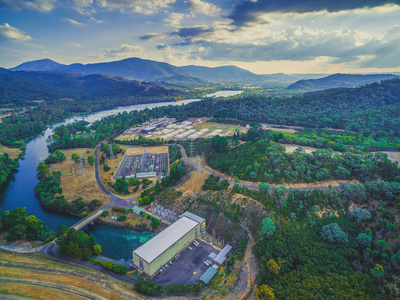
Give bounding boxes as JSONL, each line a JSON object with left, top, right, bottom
{"left": 0, "top": 232, "right": 43, "bottom": 253}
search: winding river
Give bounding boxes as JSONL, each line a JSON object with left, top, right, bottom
{"left": 0, "top": 98, "right": 202, "bottom": 260}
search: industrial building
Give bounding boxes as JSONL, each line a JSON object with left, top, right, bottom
{"left": 213, "top": 244, "right": 232, "bottom": 265}
{"left": 141, "top": 126, "right": 156, "bottom": 134}
{"left": 132, "top": 213, "right": 206, "bottom": 277}
{"left": 113, "top": 146, "right": 169, "bottom": 180}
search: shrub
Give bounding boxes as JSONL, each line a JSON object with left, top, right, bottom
{"left": 117, "top": 215, "right": 127, "bottom": 221}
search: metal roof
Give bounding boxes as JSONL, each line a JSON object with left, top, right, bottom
{"left": 199, "top": 266, "right": 218, "bottom": 285}
{"left": 133, "top": 216, "right": 198, "bottom": 263}
{"left": 181, "top": 211, "right": 205, "bottom": 224}
{"left": 214, "top": 244, "right": 232, "bottom": 265}
{"left": 208, "top": 252, "right": 217, "bottom": 260}
{"left": 132, "top": 206, "right": 144, "bottom": 214}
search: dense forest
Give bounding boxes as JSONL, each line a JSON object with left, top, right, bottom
{"left": 235, "top": 179, "right": 400, "bottom": 299}
{"left": 0, "top": 207, "right": 54, "bottom": 242}
{"left": 202, "top": 137, "right": 400, "bottom": 184}
{"left": 146, "top": 78, "right": 400, "bottom": 139}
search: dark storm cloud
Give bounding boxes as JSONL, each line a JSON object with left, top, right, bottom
{"left": 229, "top": 0, "right": 400, "bottom": 26}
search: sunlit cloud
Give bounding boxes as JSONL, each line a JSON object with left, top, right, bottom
{"left": 185, "top": 0, "right": 221, "bottom": 16}
{"left": 63, "top": 18, "right": 85, "bottom": 26}
{"left": 102, "top": 43, "right": 143, "bottom": 58}
{"left": 0, "top": 0, "right": 57, "bottom": 12}
{"left": 0, "top": 23, "right": 33, "bottom": 41}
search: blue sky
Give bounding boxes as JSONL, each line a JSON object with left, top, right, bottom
{"left": 0, "top": 0, "right": 400, "bottom": 74}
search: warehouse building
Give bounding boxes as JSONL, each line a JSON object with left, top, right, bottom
{"left": 132, "top": 213, "right": 206, "bottom": 276}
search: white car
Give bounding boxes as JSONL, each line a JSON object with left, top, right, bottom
{"left": 188, "top": 246, "right": 193, "bottom": 250}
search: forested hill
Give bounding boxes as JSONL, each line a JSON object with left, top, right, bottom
{"left": 0, "top": 69, "right": 181, "bottom": 104}
{"left": 288, "top": 73, "right": 399, "bottom": 90}
{"left": 150, "top": 78, "right": 400, "bottom": 137}
{"left": 181, "top": 65, "right": 264, "bottom": 83}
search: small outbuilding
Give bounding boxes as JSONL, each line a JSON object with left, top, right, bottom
{"left": 199, "top": 266, "right": 218, "bottom": 285}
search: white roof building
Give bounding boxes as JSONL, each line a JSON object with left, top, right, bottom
{"left": 133, "top": 216, "right": 198, "bottom": 263}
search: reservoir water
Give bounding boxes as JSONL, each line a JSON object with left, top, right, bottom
{"left": 206, "top": 90, "right": 243, "bottom": 98}
{"left": 0, "top": 98, "right": 202, "bottom": 259}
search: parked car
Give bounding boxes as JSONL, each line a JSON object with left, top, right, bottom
{"left": 204, "top": 261, "right": 209, "bottom": 266}
{"left": 188, "top": 246, "right": 193, "bottom": 250}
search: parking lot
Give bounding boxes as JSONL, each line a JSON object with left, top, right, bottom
{"left": 152, "top": 239, "right": 217, "bottom": 286}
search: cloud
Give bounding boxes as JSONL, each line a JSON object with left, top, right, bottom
{"left": 103, "top": 43, "right": 143, "bottom": 57}
{"left": 0, "top": 23, "right": 33, "bottom": 41}
{"left": 229, "top": 0, "right": 400, "bottom": 26}
{"left": 66, "top": 43, "right": 83, "bottom": 47}
{"left": 163, "top": 13, "right": 187, "bottom": 28}
{"left": 139, "top": 32, "right": 167, "bottom": 40}
{"left": 156, "top": 43, "right": 169, "bottom": 50}
{"left": 71, "top": 0, "right": 176, "bottom": 15}
{"left": 63, "top": 18, "right": 85, "bottom": 26}
{"left": 185, "top": 0, "right": 221, "bottom": 16}
{"left": 0, "top": 0, "right": 57, "bottom": 12}
{"left": 166, "top": 21, "right": 400, "bottom": 68}
{"left": 90, "top": 16, "right": 104, "bottom": 23}
{"left": 338, "top": 26, "right": 400, "bottom": 68}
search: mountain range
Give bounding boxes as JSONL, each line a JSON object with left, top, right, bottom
{"left": 288, "top": 73, "right": 400, "bottom": 90}
{"left": 0, "top": 68, "right": 179, "bottom": 103}
{"left": 9, "top": 58, "right": 400, "bottom": 89}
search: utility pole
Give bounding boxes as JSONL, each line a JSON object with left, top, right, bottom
{"left": 78, "top": 155, "right": 87, "bottom": 175}
{"left": 109, "top": 144, "right": 116, "bottom": 160}
{"left": 189, "top": 140, "right": 195, "bottom": 158}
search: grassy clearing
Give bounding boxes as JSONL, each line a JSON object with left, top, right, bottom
{"left": 191, "top": 117, "right": 247, "bottom": 136}
{"left": 0, "top": 282, "right": 86, "bottom": 300}
{"left": 0, "top": 145, "right": 22, "bottom": 160}
{"left": 50, "top": 148, "right": 110, "bottom": 205}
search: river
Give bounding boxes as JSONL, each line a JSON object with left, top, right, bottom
{"left": 0, "top": 98, "right": 203, "bottom": 260}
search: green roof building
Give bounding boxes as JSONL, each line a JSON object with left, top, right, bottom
{"left": 199, "top": 266, "right": 218, "bottom": 285}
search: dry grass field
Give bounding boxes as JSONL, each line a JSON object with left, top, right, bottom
{"left": 125, "top": 146, "right": 168, "bottom": 156}
{"left": 49, "top": 148, "right": 110, "bottom": 205}
{"left": 191, "top": 117, "right": 248, "bottom": 136}
{"left": 0, "top": 145, "right": 22, "bottom": 160}
{"left": 0, "top": 251, "right": 145, "bottom": 300}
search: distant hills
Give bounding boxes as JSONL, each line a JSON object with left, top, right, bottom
{"left": 9, "top": 58, "right": 399, "bottom": 88}
{"left": 0, "top": 68, "right": 179, "bottom": 103}
{"left": 288, "top": 73, "right": 400, "bottom": 90}
{"left": 181, "top": 65, "right": 263, "bottom": 83}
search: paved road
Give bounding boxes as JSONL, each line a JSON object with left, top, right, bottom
{"left": 93, "top": 143, "right": 138, "bottom": 209}
{"left": 39, "top": 242, "right": 136, "bottom": 284}
{"left": 177, "top": 144, "right": 342, "bottom": 192}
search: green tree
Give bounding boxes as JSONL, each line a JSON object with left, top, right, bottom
{"left": 87, "top": 156, "right": 95, "bottom": 166}
{"left": 321, "top": 223, "right": 348, "bottom": 244}
{"left": 371, "top": 264, "right": 384, "bottom": 280}
{"left": 267, "top": 259, "right": 280, "bottom": 275}
{"left": 255, "top": 285, "right": 275, "bottom": 300}
{"left": 262, "top": 218, "right": 276, "bottom": 237}
{"left": 93, "top": 244, "right": 102, "bottom": 256}
{"left": 36, "top": 162, "right": 50, "bottom": 181}
{"left": 356, "top": 232, "right": 372, "bottom": 249}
